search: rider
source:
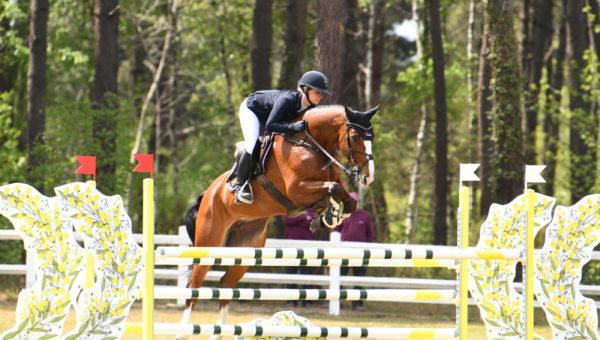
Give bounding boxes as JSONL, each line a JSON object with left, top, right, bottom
{"left": 234, "top": 70, "right": 332, "bottom": 204}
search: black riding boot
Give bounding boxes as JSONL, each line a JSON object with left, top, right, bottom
{"left": 235, "top": 151, "right": 254, "bottom": 204}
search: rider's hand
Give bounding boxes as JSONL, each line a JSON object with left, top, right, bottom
{"left": 290, "top": 120, "right": 307, "bottom": 132}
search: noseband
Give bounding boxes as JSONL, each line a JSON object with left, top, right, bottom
{"left": 344, "top": 122, "right": 374, "bottom": 183}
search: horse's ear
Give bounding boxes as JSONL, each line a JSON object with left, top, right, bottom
{"left": 365, "top": 105, "right": 379, "bottom": 120}
{"left": 344, "top": 106, "right": 360, "bottom": 120}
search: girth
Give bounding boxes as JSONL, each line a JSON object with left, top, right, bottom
{"left": 256, "top": 174, "right": 296, "bottom": 211}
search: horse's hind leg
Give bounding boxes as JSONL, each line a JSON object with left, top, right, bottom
{"left": 212, "top": 218, "right": 269, "bottom": 333}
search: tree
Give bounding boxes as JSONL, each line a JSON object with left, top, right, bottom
{"left": 589, "top": 0, "right": 600, "bottom": 58}
{"left": 315, "top": 0, "right": 347, "bottom": 104}
{"left": 477, "top": 3, "right": 494, "bottom": 216}
{"left": 364, "top": 0, "right": 388, "bottom": 242}
{"left": 250, "top": 0, "right": 273, "bottom": 91}
{"left": 26, "top": 0, "right": 49, "bottom": 190}
{"left": 428, "top": 0, "right": 448, "bottom": 245}
{"left": 91, "top": 0, "right": 119, "bottom": 192}
{"left": 567, "top": 0, "right": 596, "bottom": 202}
{"left": 278, "top": 0, "right": 308, "bottom": 89}
{"left": 404, "top": 0, "right": 429, "bottom": 243}
{"left": 543, "top": 1, "right": 566, "bottom": 196}
{"left": 523, "top": 0, "right": 553, "bottom": 162}
{"left": 487, "top": 0, "right": 523, "bottom": 203}
{"left": 341, "top": 0, "right": 361, "bottom": 109}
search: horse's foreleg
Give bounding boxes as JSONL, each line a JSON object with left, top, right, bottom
{"left": 292, "top": 180, "right": 348, "bottom": 203}
{"left": 294, "top": 180, "right": 355, "bottom": 228}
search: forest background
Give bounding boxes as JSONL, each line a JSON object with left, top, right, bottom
{"left": 0, "top": 0, "right": 598, "bottom": 280}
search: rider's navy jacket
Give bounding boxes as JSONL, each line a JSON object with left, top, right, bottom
{"left": 246, "top": 90, "right": 307, "bottom": 130}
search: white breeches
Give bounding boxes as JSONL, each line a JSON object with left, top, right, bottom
{"left": 239, "top": 98, "right": 261, "bottom": 154}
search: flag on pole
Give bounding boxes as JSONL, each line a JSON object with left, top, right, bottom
{"left": 459, "top": 163, "right": 480, "bottom": 183}
{"left": 75, "top": 155, "right": 96, "bottom": 181}
{"left": 525, "top": 165, "right": 546, "bottom": 189}
{"left": 133, "top": 154, "right": 154, "bottom": 176}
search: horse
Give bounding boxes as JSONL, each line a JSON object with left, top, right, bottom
{"left": 178, "top": 105, "right": 378, "bottom": 336}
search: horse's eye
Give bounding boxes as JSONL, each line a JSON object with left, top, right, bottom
{"left": 351, "top": 135, "right": 360, "bottom": 142}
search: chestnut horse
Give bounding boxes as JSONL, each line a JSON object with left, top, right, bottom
{"left": 179, "top": 105, "right": 378, "bottom": 334}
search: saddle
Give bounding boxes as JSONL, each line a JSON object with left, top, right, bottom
{"left": 226, "top": 134, "right": 297, "bottom": 211}
{"left": 225, "top": 134, "right": 335, "bottom": 230}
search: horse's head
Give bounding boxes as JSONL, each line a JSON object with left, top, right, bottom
{"left": 341, "top": 106, "right": 378, "bottom": 189}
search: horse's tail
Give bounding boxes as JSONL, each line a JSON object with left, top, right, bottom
{"left": 184, "top": 192, "right": 204, "bottom": 245}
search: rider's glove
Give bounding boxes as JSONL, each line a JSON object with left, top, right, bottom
{"left": 266, "top": 120, "right": 308, "bottom": 134}
{"left": 288, "top": 120, "right": 307, "bottom": 132}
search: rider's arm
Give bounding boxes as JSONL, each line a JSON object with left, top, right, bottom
{"left": 265, "top": 96, "right": 305, "bottom": 134}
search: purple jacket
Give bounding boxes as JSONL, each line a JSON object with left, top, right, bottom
{"left": 338, "top": 209, "right": 375, "bottom": 242}
{"left": 282, "top": 208, "right": 317, "bottom": 241}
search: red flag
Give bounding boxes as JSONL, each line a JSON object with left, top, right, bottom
{"left": 75, "top": 155, "right": 96, "bottom": 181}
{"left": 133, "top": 154, "right": 154, "bottom": 176}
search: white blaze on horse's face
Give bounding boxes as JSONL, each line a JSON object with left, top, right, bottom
{"left": 363, "top": 141, "right": 375, "bottom": 187}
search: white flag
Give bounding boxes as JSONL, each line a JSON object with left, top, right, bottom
{"left": 459, "top": 163, "right": 480, "bottom": 183}
{"left": 525, "top": 165, "right": 546, "bottom": 186}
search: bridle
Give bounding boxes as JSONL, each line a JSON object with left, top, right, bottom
{"left": 284, "top": 120, "right": 374, "bottom": 183}
{"left": 344, "top": 122, "right": 374, "bottom": 183}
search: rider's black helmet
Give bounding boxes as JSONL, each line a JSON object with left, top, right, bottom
{"left": 298, "top": 71, "right": 332, "bottom": 96}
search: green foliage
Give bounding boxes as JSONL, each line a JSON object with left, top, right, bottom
{"left": 0, "top": 92, "right": 25, "bottom": 184}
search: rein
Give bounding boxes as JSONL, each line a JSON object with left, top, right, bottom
{"left": 304, "top": 133, "right": 353, "bottom": 177}
{"left": 282, "top": 121, "right": 374, "bottom": 181}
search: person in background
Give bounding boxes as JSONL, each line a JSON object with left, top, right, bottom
{"left": 281, "top": 208, "right": 318, "bottom": 307}
{"left": 337, "top": 192, "right": 375, "bottom": 310}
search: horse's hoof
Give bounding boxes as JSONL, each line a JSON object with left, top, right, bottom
{"left": 309, "top": 217, "right": 322, "bottom": 233}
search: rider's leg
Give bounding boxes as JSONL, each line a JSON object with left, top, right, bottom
{"left": 236, "top": 99, "right": 260, "bottom": 204}
{"left": 235, "top": 151, "right": 254, "bottom": 203}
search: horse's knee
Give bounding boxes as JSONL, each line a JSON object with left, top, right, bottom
{"left": 325, "top": 181, "right": 343, "bottom": 200}
{"left": 344, "top": 195, "right": 357, "bottom": 213}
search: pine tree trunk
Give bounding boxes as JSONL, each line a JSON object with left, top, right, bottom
{"left": 219, "top": 1, "right": 235, "bottom": 154}
{"left": 524, "top": 0, "right": 553, "bottom": 163}
{"left": 26, "top": 0, "right": 48, "bottom": 190}
{"left": 477, "top": 6, "right": 494, "bottom": 216}
{"left": 364, "top": 0, "right": 388, "bottom": 242}
{"left": 166, "top": 0, "right": 181, "bottom": 202}
{"left": 365, "top": 0, "right": 384, "bottom": 108}
{"left": 278, "top": 0, "right": 308, "bottom": 89}
{"left": 404, "top": 0, "right": 429, "bottom": 241}
{"left": 341, "top": 0, "right": 361, "bottom": 109}
{"left": 404, "top": 105, "right": 428, "bottom": 243}
{"left": 466, "top": 0, "right": 476, "bottom": 162}
{"left": 429, "top": 0, "right": 448, "bottom": 245}
{"left": 521, "top": 0, "right": 532, "bottom": 92}
{"left": 589, "top": 0, "right": 600, "bottom": 58}
{"left": 487, "top": 0, "right": 524, "bottom": 204}
{"left": 91, "top": 0, "right": 119, "bottom": 192}
{"left": 543, "top": 2, "right": 566, "bottom": 196}
{"left": 315, "top": 0, "right": 347, "bottom": 104}
{"left": 567, "top": 0, "right": 596, "bottom": 202}
{"left": 131, "top": 30, "right": 148, "bottom": 115}
{"left": 251, "top": 0, "right": 273, "bottom": 91}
